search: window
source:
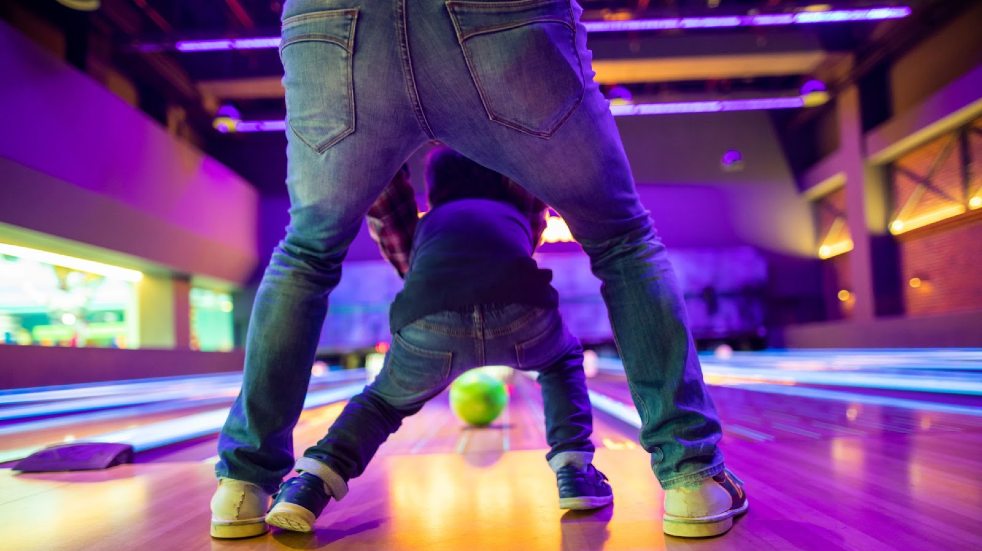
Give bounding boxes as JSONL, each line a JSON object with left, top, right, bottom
{"left": 189, "top": 288, "right": 234, "bottom": 352}
{"left": 0, "top": 244, "right": 139, "bottom": 348}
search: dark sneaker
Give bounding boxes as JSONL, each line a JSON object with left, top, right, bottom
{"left": 663, "top": 469, "right": 748, "bottom": 538}
{"left": 556, "top": 463, "right": 614, "bottom": 510}
{"left": 265, "top": 473, "right": 331, "bottom": 533}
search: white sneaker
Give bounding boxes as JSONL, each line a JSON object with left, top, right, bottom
{"left": 210, "top": 478, "right": 270, "bottom": 539}
{"left": 663, "top": 469, "right": 748, "bottom": 538}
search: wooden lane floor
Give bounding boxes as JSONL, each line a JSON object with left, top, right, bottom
{"left": 151, "top": 373, "right": 637, "bottom": 464}
{"left": 3, "top": 432, "right": 979, "bottom": 550}
{"left": 3, "top": 372, "right": 981, "bottom": 549}
{"left": 368, "top": 374, "right": 639, "bottom": 458}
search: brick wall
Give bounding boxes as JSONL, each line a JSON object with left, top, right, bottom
{"left": 899, "top": 217, "right": 982, "bottom": 316}
{"left": 891, "top": 116, "right": 982, "bottom": 317}
{"left": 821, "top": 253, "right": 854, "bottom": 320}
{"left": 816, "top": 186, "right": 855, "bottom": 320}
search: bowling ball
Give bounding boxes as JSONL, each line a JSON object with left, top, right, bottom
{"left": 449, "top": 368, "right": 509, "bottom": 427}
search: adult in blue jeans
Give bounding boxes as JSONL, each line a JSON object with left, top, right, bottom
{"left": 258, "top": 150, "right": 613, "bottom": 533}
{"left": 212, "top": 0, "right": 746, "bottom": 540}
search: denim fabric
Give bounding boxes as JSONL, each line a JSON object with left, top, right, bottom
{"left": 217, "top": 0, "right": 723, "bottom": 494}
{"left": 298, "top": 304, "right": 595, "bottom": 489}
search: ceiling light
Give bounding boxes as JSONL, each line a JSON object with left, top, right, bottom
{"left": 212, "top": 105, "right": 241, "bottom": 134}
{"left": 170, "top": 6, "right": 912, "bottom": 52}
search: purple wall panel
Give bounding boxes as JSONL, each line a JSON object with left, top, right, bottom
{"left": 0, "top": 21, "right": 259, "bottom": 283}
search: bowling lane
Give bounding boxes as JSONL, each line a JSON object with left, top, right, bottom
{"left": 162, "top": 369, "right": 640, "bottom": 466}
{"left": 146, "top": 400, "right": 352, "bottom": 463}
{"left": 0, "top": 370, "right": 366, "bottom": 465}
{"left": 597, "top": 348, "right": 982, "bottom": 396}
{"left": 587, "top": 357, "right": 982, "bottom": 446}
{"left": 366, "top": 372, "right": 638, "bottom": 459}
{"left": 5, "top": 356, "right": 981, "bottom": 551}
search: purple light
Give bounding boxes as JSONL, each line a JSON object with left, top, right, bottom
{"left": 226, "top": 95, "right": 802, "bottom": 134}
{"left": 176, "top": 40, "right": 235, "bottom": 52}
{"left": 609, "top": 96, "right": 804, "bottom": 116}
{"left": 235, "top": 120, "right": 286, "bottom": 132}
{"left": 173, "top": 6, "right": 911, "bottom": 52}
{"left": 231, "top": 37, "right": 282, "bottom": 49}
{"left": 721, "top": 149, "right": 743, "bottom": 167}
{"left": 582, "top": 7, "right": 911, "bottom": 33}
{"left": 800, "top": 79, "right": 827, "bottom": 95}
{"left": 227, "top": 95, "right": 804, "bottom": 134}
{"left": 749, "top": 14, "right": 796, "bottom": 26}
{"left": 680, "top": 16, "right": 742, "bottom": 29}
{"left": 176, "top": 37, "right": 282, "bottom": 52}
{"left": 606, "top": 85, "right": 633, "bottom": 104}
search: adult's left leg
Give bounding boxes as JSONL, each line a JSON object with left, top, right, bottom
{"left": 215, "top": 0, "right": 428, "bottom": 496}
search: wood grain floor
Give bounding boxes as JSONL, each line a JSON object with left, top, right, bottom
{"left": 2, "top": 370, "right": 981, "bottom": 550}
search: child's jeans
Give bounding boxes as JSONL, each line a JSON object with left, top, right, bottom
{"left": 292, "top": 303, "right": 595, "bottom": 499}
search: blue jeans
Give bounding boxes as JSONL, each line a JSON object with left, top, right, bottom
{"left": 217, "top": 0, "right": 723, "bottom": 493}
{"left": 292, "top": 304, "right": 595, "bottom": 499}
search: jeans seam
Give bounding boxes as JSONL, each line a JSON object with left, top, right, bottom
{"left": 456, "top": 18, "right": 573, "bottom": 41}
{"left": 409, "top": 319, "right": 476, "bottom": 337}
{"left": 484, "top": 306, "right": 545, "bottom": 338}
{"left": 514, "top": 317, "right": 558, "bottom": 369}
{"left": 295, "top": 456, "right": 350, "bottom": 500}
{"left": 659, "top": 462, "right": 725, "bottom": 490}
{"left": 397, "top": 0, "right": 435, "bottom": 138}
{"left": 547, "top": 450, "right": 594, "bottom": 472}
{"left": 474, "top": 306, "right": 486, "bottom": 366}
{"left": 393, "top": 331, "right": 453, "bottom": 360}
{"left": 282, "top": 9, "right": 358, "bottom": 29}
{"left": 447, "top": 0, "right": 564, "bottom": 10}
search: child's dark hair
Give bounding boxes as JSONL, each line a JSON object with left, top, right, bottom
{"left": 424, "top": 147, "right": 515, "bottom": 208}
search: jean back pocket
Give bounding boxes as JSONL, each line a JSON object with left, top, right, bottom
{"left": 446, "top": 0, "right": 584, "bottom": 138}
{"left": 376, "top": 331, "right": 454, "bottom": 406}
{"left": 280, "top": 9, "right": 358, "bottom": 152}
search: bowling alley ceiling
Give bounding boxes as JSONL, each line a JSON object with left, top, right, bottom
{"left": 1, "top": 0, "right": 975, "bottom": 192}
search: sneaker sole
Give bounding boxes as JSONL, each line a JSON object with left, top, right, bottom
{"left": 266, "top": 502, "right": 317, "bottom": 533}
{"left": 662, "top": 498, "right": 749, "bottom": 538}
{"left": 210, "top": 517, "right": 268, "bottom": 539}
{"left": 559, "top": 495, "right": 614, "bottom": 510}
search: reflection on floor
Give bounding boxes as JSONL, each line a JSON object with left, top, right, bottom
{"left": 1, "top": 349, "right": 980, "bottom": 550}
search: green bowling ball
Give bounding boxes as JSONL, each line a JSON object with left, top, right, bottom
{"left": 449, "top": 369, "right": 509, "bottom": 427}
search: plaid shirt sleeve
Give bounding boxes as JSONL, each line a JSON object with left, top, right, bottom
{"left": 504, "top": 179, "right": 548, "bottom": 250}
{"left": 366, "top": 166, "right": 418, "bottom": 278}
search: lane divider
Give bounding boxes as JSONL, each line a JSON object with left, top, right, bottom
{"left": 0, "top": 382, "right": 365, "bottom": 464}
{"left": 0, "top": 370, "right": 366, "bottom": 420}
{"left": 719, "top": 384, "right": 982, "bottom": 417}
{"left": 587, "top": 390, "right": 641, "bottom": 429}
{"left": 594, "top": 355, "right": 982, "bottom": 396}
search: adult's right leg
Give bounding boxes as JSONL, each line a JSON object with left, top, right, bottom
{"left": 412, "top": 0, "right": 723, "bottom": 492}
{"left": 215, "top": 0, "right": 427, "bottom": 498}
